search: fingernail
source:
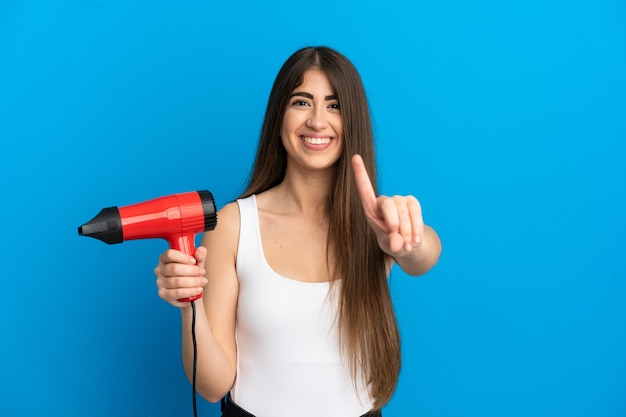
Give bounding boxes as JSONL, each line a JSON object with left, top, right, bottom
{"left": 202, "top": 278, "right": 208, "bottom": 285}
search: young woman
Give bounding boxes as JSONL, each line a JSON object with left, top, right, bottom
{"left": 154, "top": 46, "right": 442, "bottom": 417}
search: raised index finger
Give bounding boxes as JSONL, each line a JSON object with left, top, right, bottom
{"left": 351, "top": 154, "right": 377, "bottom": 213}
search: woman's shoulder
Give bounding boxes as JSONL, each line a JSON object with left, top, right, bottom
{"left": 217, "top": 200, "right": 241, "bottom": 228}
{"left": 202, "top": 200, "right": 240, "bottom": 249}
{"left": 251, "top": 188, "right": 281, "bottom": 213}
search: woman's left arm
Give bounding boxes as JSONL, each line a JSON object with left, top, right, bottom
{"left": 391, "top": 224, "right": 441, "bottom": 276}
{"left": 352, "top": 154, "right": 442, "bottom": 276}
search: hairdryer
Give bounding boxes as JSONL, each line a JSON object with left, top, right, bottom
{"left": 78, "top": 190, "right": 217, "bottom": 302}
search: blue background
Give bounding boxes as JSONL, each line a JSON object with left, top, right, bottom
{"left": 1, "top": 0, "right": 625, "bottom": 416}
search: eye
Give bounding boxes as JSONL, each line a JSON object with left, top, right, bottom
{"left": 291, "top": 99, "right": 310, "bottom": 107}
{"left": 329, "top": 102, "right": 341, "bottom": 111}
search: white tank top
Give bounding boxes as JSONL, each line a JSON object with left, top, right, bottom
{"left": 231, "top": 195, "right": 373, "bottom": 417}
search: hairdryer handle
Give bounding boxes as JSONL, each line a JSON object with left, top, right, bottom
{"left": 179, "top": 294, "right": 202, "bottom": 303}
{"left": 171, "top": 235, "right": 203, "bottom": 303}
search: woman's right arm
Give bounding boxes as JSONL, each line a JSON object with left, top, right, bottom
{"left": 154, "top": 201, "right": 240, "bottom": 403}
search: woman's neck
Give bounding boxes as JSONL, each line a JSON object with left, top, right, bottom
{"left": 271, "top": 166, "right": 333, "bottom": 218}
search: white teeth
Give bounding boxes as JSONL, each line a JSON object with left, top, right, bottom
{"left": 302, "top": 136, "right": 331, "bottom": 145}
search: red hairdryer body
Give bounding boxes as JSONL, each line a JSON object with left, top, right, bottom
{"left": 78, "top": 190, "right": 217, "bottom": 302}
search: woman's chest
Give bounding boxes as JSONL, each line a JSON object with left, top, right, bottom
{"left": 259, "top": 214, "right": 336, "bottom": 283}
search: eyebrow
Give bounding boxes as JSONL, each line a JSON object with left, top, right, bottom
{"left": 290, "top": 92, "right": 338, "bottom": 101}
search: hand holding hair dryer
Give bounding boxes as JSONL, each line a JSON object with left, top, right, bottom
{"left": 78, "top": 190, "right": 217, "bottom": 302}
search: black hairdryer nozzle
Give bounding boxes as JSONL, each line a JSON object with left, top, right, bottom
{"left": 77, "top": 207, "right": 123, "bottom": 244}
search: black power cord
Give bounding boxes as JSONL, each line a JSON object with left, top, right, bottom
{"left": 190, "top": 300, "right": 198, "bottom": 417}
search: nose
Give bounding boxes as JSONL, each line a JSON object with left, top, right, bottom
{"left": 306, "top": 106, "right": 328, "bottom": 130}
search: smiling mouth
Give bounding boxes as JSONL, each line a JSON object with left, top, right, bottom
{"left": 301, "top": 136, "right": 332, "bottom": 145}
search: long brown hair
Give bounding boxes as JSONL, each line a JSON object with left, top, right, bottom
{"left": 240, "top": 46, "right": 400, "bottom": 409}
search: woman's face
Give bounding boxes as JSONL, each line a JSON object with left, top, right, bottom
{"left": 280, "top": 69, "right": 344, "bottom": 174}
